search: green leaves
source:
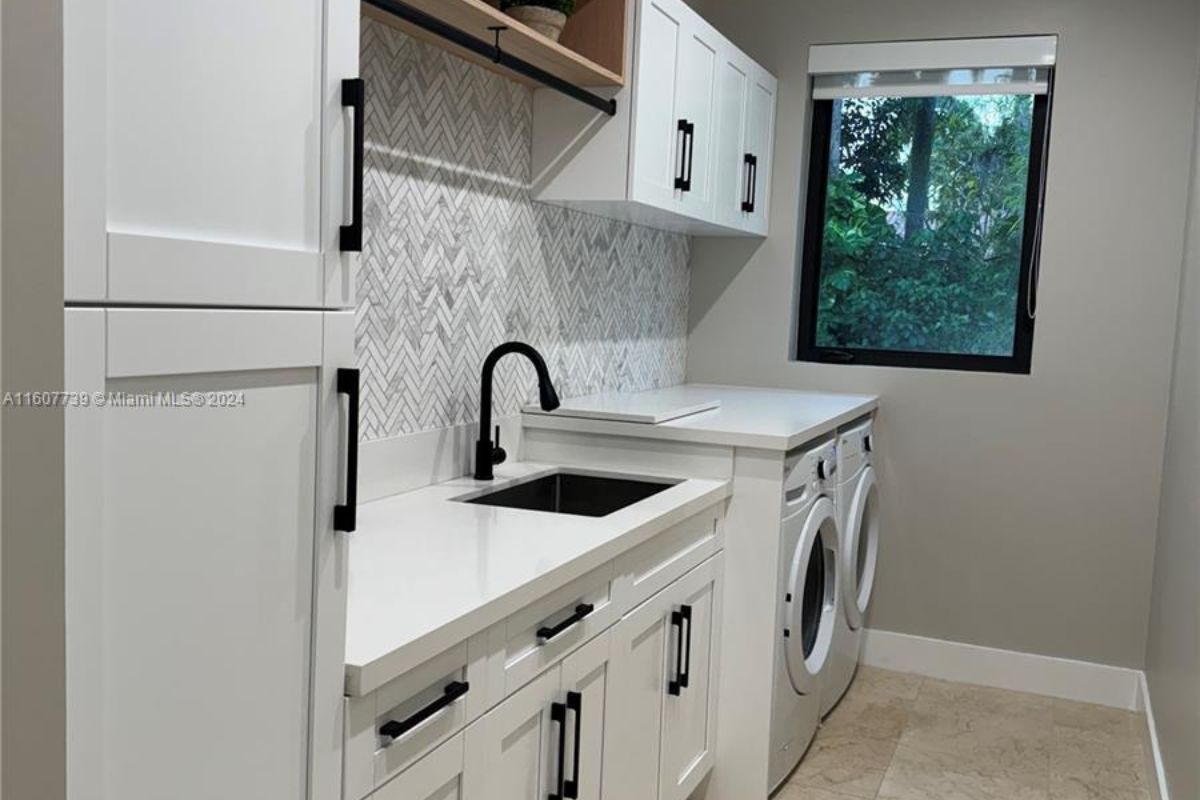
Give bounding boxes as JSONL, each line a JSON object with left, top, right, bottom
{"left": 815, "top": 95, "right": 1034, "bottom": 357}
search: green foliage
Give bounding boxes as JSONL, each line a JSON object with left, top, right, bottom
{"left": 815, "top": 95, "right": 1034, "bottom": 357}
{"left": 500, "top": 0, "right": 577, "bottom": 15}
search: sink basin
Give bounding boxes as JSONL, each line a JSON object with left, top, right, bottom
{"left": 460, "top": 471, "right": 677, "bottom": 517}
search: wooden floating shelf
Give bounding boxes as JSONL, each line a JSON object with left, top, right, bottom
{"left": 364, "top": 0, "right": 626, "bottom": 90}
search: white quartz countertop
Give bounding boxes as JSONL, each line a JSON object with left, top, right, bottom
{"left": 344, "top": 462, "right": 730, "bottom": 696}
{"left": 524, "top": 384, "right": 879, "bottom": 451}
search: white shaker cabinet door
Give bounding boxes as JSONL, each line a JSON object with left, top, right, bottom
{"left": 671, "top": 15, "right": 721, "bottom": 222}
{"left": 374, "top": 733, "right": 471, "bottom": 800}
{"left": 630, "top": 0, "right": 687, "bottom": 212}
{"left": 659, "top": 554, "right": 723, "bottom": 800}
{"left": 560, "top": 631, "right": 615, "bottom": 800}
{"left": 64, "top": 0, "right": 359, "bottom": 308}
{"left": 742, "top": 67, "right": 778, "bottom": 236}
{"left": 65, "top": 308, "right": 355, "bottom": 800}
{"left": 713, "top": 49, "right": 752, "bottom": 230}
{"left": 464, "top": 667, "right": 565, "bottom": 800}
{"left": 602, "top": 582, "right": 673, "bottom": 800}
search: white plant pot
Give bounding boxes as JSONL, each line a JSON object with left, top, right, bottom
{"left": 506, "top": 6, "right": 568, "bottom": 42}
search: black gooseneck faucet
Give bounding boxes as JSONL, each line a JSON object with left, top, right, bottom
{"left": 475, "top": 342, "right": 561, "bottom": 480}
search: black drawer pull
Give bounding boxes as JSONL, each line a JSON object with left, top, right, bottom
{"left": 334, "top": 368, "right": 360, "bottom": 532}
{"left": 675, "top": 119, "right": 695, "bottom": 192}
{"left": 378, "top": 681, "right": 469, "bottom": 741}
{"left": 549, "top": 700, "right": 568, "bottom": 800}
{"left": 668, "top": 605, "right": 693, "bottom": 696}
{"left": 537, "top": 603, "right": 594, "bottom": 643}
{"left": 742, "top": 153, "right": 758, "bottom": 213}
{"left": 340, "top": 78, "right": 365, "bottom": 252}
{"left": 564, "top": 691, "right": 583, "bottom": 799}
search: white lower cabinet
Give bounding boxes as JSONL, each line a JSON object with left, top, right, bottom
{"left": 360, "top": 545, "right": 724, "bottom": 800}
{"left": 374, "top": 732, "right": 468, "bottom": 800}
{"left": 605, "top": 554, "right": 723, "bottom": 800}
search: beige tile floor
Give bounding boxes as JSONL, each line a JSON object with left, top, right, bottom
{"left": 775, "top": 667, "right": 1153, "bottom": 800}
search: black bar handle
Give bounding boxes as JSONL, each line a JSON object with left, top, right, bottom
{"left": 684, "top": 122, "right": 696, "bottom": 192}
{"left": 742, "top": 154, "right": 758, "bottom": 212}
{"left": 675, "top": 120, "right": 695, "bottom": 192}
{"left": 334, "top": 368, "right": 359, "bottom": 532}
{"left": 549, "top": 701, "right": 567, "bottom": 800}
{"left": 668, "top": 609, "right": 685, "bottom": 696}
{"left": 679, "top": 604, "right": 693, "bottom": 690}
{"left": 379, "top": 680, "right": 469, "bottom": 741}
{"left": 340, "top": 78, "right": 365, "bottom": 253}
{"left": 537, "top": 603, "right": 594, "bottom": 643}
{"left": 564, "top": 691, "right": 583, "bottom": 799}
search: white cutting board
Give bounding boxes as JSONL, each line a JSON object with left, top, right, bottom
{"left": 523, "top": 386, "right": 720, "bottom": 424}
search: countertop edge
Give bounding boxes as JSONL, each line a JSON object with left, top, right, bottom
{"left": 522, "top": 395, "right": 880, "bottom": 451}
{"left": 344, "top": 479, "right": 732, "bottom": 697}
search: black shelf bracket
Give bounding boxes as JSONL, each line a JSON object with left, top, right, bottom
{"left": 365, "top": 0, "right": 618, "bottom": 117}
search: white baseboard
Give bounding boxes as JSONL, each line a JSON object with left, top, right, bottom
{"left": 1135, "top": 671, "right": 1171, "bottom": 800}
{"left": 861, "top": 628, "right": 1142, "bottom": 710}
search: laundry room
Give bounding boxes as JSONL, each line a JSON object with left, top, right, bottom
{"left": 2, "top": 0, "right": 1198, "bottom": 799}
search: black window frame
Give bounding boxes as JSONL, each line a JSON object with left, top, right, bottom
{"left": 795, "top": 78, "right": 1054, "bottom": 374}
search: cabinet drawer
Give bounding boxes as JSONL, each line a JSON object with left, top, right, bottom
{"left": 613, "top": 506, "right": 722, "bottom": 613}
{"left": 498, "top": 562, "right": 617, "bottom": 698}
{"left": 344, "top": 638, "right": 488, "bottom": 800}
{"left": 371, "top": 730, "right": 467, "bottom": 800}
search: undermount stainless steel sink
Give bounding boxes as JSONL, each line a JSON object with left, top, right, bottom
{"left": 459, "top": 471, "right": 678, "bottom": 517}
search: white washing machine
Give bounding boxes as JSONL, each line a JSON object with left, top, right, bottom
{"left": 821, "top": 417, "right": 881, "bottom": 717}
{"left": 769, "top": 438, "right": 841, "bottom": 792}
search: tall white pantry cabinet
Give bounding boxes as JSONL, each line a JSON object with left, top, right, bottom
{"left": 63, "top": 2, "right": 361, "bottom": 800}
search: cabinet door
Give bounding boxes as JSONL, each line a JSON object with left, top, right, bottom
{"left": 659, "top": 554, "right": 723, "bottom": 800}
{"left": 602, "top": 580, "right": 674, "bottom": 800}
{"left": 742, "top": 66, "right": 778, "bottom": 236}
{"left": 672, "top": 16, "right": 721, "bottom": 222}
{"left": 374, "top": 732, "right": 470, "bottom": 800}
{"left": 63, "top": 0, "right": 359, "bottom": 308}
{"left": 65, "top": 308, "right": 354, "bottom": 800}
{"left": 630, "top": 0, "right": 687, "bottom": 211}
{"left": 713, "top": 49, "right": 752, "bottom": 230}
{"left": 464, "top": 668, "right": 564, "bottom": 800}
{"left": 560, "top": 631, "right": 614, "bottom": 800}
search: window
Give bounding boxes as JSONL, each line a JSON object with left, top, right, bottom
{"left": 797, "top": 38, "right": 1056, "bottom": 373}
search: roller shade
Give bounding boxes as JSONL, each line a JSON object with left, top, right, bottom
{"left": 810, "top": 36, "right": 1057, "bottom": 99}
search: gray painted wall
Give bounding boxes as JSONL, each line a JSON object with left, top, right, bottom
{"left": 2, "top": 0, "right": 65, "bottom": 796}
{"left": 685, "top": 0, "right": 1199, "bottom": 667}
{"left": 1144, "top": 72, "right": 1200, "bottom": 800}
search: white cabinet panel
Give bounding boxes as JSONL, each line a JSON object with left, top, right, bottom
{"left": 659, "top": 555, "right": 722, "bottom": 800}
{"left": 603, "top": 582, "right": 672, "bottom": 800}
{"left": 464, "top": 668, "right": 563, "bottom": 800}
{"left": 560, "top": 631, "right": 614, "bottom": 800}
{"left": 374, "top": 732, "right": 469, "bottom": 800}
{"left": 65, "top": 308, "right": 354, "bottom": 800}
{"left": 630, "top": 0, "right": 685, "bottom": 211}
{"left": 743, "top": 68, "right": 778, "bottom": 236}
{"left": 672, "top": 17, "right": 720, "bottom": 221}
{"left": 714, "top": 51, "right": 751, "bottom": 230}
{"left": 64, "top": 0, "right": 359, "bottom": 307}
{"left": 604, "top": 554, "right": 724, "bottom": 800}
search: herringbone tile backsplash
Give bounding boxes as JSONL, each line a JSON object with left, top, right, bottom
{"left": 357, "top": 18, "right": 691, "bottom": 441}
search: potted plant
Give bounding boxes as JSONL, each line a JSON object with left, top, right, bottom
{"left": 500, "top": 0, "right": 576, "bottom": 42}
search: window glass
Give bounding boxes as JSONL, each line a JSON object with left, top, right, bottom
{"left": 798, "top": 89, "right": 1050, "bottom": 373}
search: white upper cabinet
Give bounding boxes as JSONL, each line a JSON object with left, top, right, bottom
{"left": 64, "top": 0, "right": 360, "bottom": 308}
{"left": 533, "top": 0, "right": 776, "bottom": 237}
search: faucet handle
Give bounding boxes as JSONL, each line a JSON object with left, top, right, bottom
{"left": 492, "top": 425, "right": 507, "bottom": 466}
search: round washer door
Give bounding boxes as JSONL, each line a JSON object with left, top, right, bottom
{"left": 842, "top": 466, "right": 879, "bottom": 630}
{"left": 783, "top": 496, "right": 839, "bottom": 696}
